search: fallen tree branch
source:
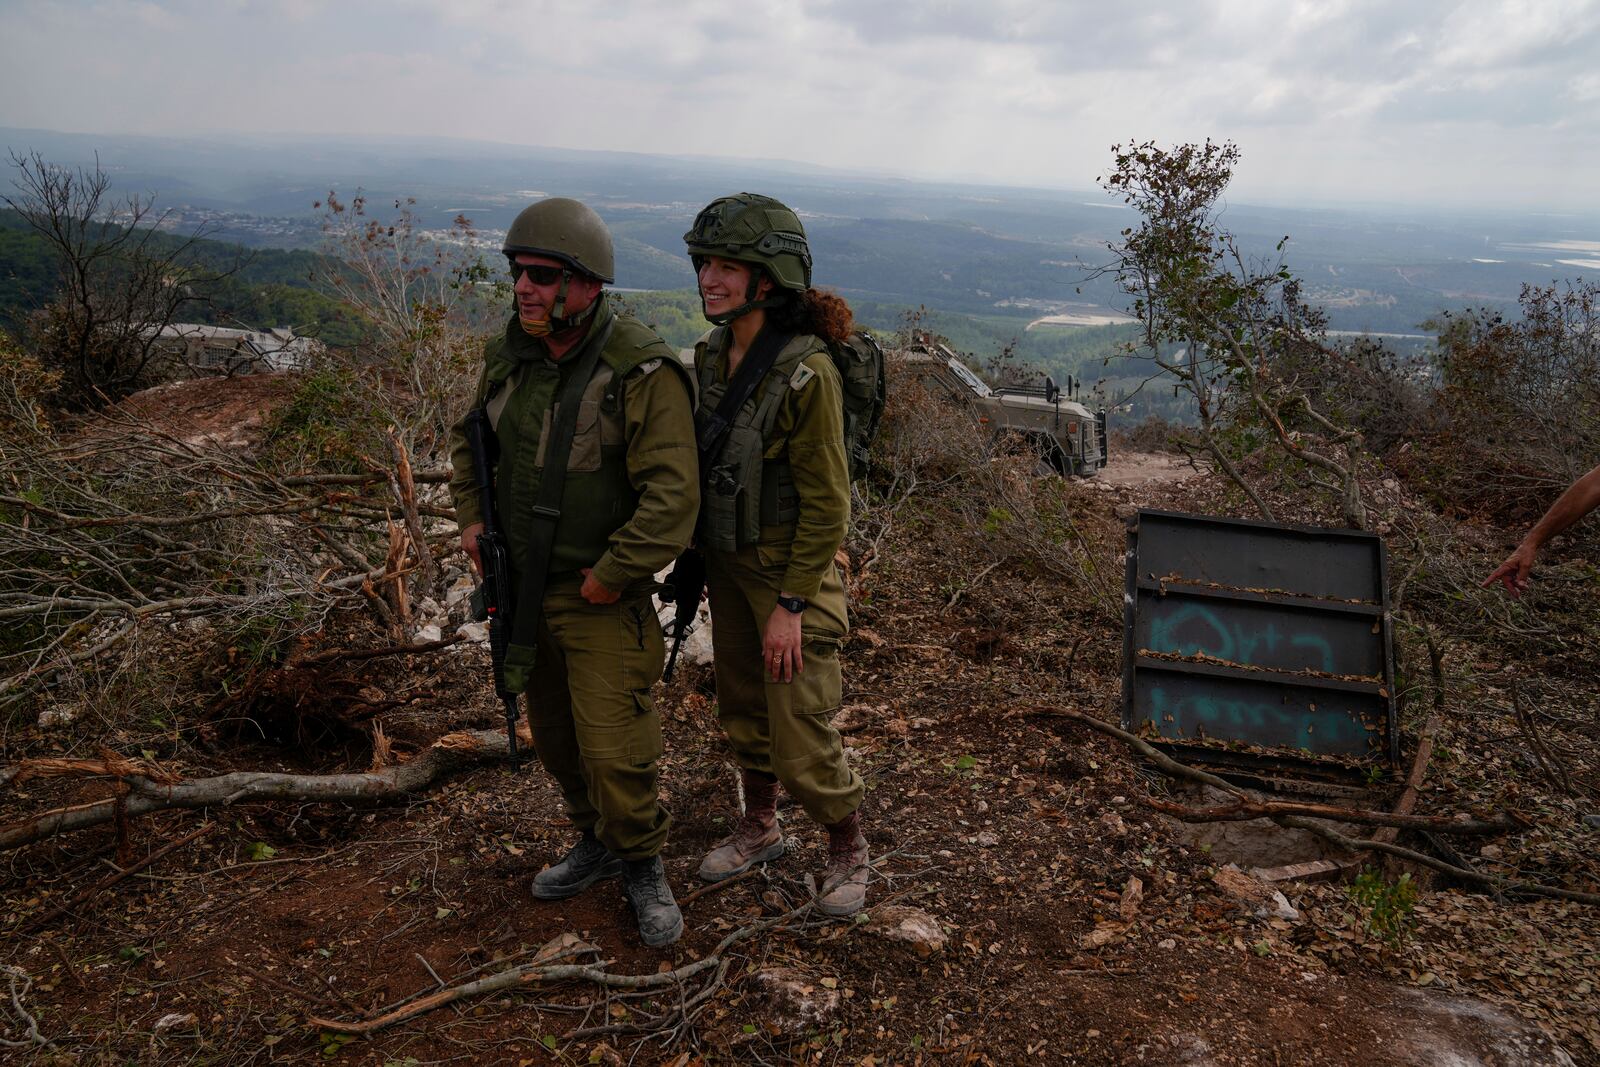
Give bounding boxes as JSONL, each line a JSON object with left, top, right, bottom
{"left": 0, "top": 964, "right": 51, "bottom": 1049}
{"left": 1037, "top": 704, "right": 1517, "bottom": 834}
{"left": 1145, "top": 796, "right": 1517, "bottom": 836}
{"left": 309, "top": 901, "right": 820, "bottom": 1036}
{"left": 945, "top": 560, "right": 1000, "bottom": 611}
{"left": 1013, "top": 704, "right": 1246, "bottom": 796}
{"left": 291, "top": 636, "right": 460, "bottom": 669}
{"left": 1025, "top": 704, "right": 1595, "bottom": 905}
{"left": 279, "top": 469, "right": 450, "bottom": 488}
{"left": 387, "top": 426, "right": 437, "bottom": 591}
{"left": 677, "top": 865, "right": 760, "bottom": 907}
{"left": 1511, "top": 682, "right": 1579, "bottom": 798}
{"left": 1, "top": 748, "right": 181, "bottom": 791}
{"left": 1275, "top": 816, "right": 1600, "bottom": 906}
{"left": 1368, "top": 636, "right": 1449, "bottom": 877}
{"left": 0, "top": 729, "right": 513, "bottom": 852}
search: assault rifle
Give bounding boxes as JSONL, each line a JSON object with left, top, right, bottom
{"left": 659, "top": 547, "right": 705, "bottom": 683}
{"left": 463, "top": 406, "right": 523, "bottom": 761}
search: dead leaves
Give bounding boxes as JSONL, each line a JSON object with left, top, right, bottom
{"left": 1119, "top": 876, "right": 1145, "bottom": 922}
{"left": 1080, "top": 876, "right": 1145, "bottom": 949}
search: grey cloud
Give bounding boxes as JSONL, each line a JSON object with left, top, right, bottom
{"left": 0, "top": 0, "right": 1596, "bottom": 210}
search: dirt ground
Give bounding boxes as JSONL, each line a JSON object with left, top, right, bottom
{"left": 1095, "top": 450, "right": 1204, "bottom": 490}
{"left": 2, "top": 452, "right": 1595, "bottom": 1065}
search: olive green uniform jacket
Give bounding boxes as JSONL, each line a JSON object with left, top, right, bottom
{"left": 447, "top": 296, "right": 698, "bottom": 858}
{"left": 693, "top": 328, "right": 864, "bottom": 826}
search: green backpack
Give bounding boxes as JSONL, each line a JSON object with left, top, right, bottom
{"left": 829, "top": 329, "right": 887, "bottom": 480}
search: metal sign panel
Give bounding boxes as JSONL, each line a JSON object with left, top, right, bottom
{"left": 1121, "top": 509, "right": 1398, "bottom": 772}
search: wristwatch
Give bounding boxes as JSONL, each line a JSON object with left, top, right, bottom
{"left": 776, "top": 593, "right": 807, "bottom": 615}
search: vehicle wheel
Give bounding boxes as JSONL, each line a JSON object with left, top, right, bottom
{"left": 1021, "top": 434, "right": 1069, "bottom": 476}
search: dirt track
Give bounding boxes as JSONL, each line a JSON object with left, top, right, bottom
{"left": 1096, "top": 449, "right": 1203, "bottom": 489}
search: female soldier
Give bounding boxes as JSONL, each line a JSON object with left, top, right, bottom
{"left": 682, "top": 193, "right": 869, "bottom": 916}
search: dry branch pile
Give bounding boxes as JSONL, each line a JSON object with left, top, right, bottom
{"left": 0, "top": 368, "right": 456, "bottom": 719}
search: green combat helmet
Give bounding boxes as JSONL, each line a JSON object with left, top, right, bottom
{"left": 684, "top": 193, "right": 812, "bottom": 324}
{"left": 504, "top": 197, "right": 615, "bottom": 281}
{"left": 504, "top": 197, "right": 615, "bottom": 334}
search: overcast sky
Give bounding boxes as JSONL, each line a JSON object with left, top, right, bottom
{"left": 2, "top": 0, "right": 1597, "bottom": 211}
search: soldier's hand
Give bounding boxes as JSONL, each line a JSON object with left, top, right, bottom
{"left": 763, "top": 606, "right": 804, "bottom": 683}
{"left": 461, "top": 522, "right": 485, "bottom": 577}
{"left": 580, "top": 568, "right": 621, "bottom": 605}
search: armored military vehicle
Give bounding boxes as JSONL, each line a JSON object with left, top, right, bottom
{"left": 894, "top": 335, "right": 1108, "bottom": 475}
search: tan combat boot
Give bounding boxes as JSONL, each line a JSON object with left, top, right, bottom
{"left": 817, "top": 810, "right": 869, "bottom": 917}
{"left": 697, "top": 770, "right": 785, "bottom": 882}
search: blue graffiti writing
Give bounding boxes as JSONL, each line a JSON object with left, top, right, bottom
{"left": 1146, "top": 601, "right": 1350, "bottom": 674}
{"left": 1289, "top": 633, "right": 1336, "bottom": 673}
{"left": 1146, "top": 686, "right": 1372, "bottom": 756}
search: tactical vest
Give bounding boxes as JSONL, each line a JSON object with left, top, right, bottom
{"left": 693, "top": 329, "right": 823, "bottom": 552}
{"left": 482, "top": 303, "right": 686, "bottom": 578}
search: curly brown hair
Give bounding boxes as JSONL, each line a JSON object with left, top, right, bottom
{"left": 767, "top": 287, "right": 854, "bottom": 343}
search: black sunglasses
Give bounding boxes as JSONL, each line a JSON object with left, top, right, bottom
{"left": 509, "top": 263, "right": 567, "bottom": 285}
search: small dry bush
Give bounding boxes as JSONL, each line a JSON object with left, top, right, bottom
{"left": 1112, "top": 414, "right": 1184, "bottom": 454}
{"left": 1276, "top": 337, "right": 1439, "bottom": 459}
{"left": 870, "top": 363, "right": 992, "bottom": 489}
{"left": 1414, "top": 281, "right": 1600, "bottom": 524}
{"left": 857, "top": 356, "right": 1119, "bottom": 618}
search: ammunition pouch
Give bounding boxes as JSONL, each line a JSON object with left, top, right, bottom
{"left": 702, "top": 423, "right": 765, "bottom": 552}
{"left": 760, "top": 459, "right": 799, "bottom": 528}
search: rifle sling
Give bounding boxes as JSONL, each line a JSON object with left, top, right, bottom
{"left": 697, "top": 326, "right": 794, "bottom": 472}
{"left": 507, "top": 314, "right": 616, "bottom": 657}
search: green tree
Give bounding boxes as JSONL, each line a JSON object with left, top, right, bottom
{"left": 1098, "top": 140, "right": 1370, "bottom": 527}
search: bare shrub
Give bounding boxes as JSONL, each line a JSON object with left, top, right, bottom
{"left": 313, "top": 192, "right": 501, "bottom": 462}
{"left": 5, "top": 151, "right": 240, "bottom": 407}
{"left": 851, "top": 361, "right": 990, "bottom": 569}
{"left": 1112, "top": 414, "right": 1183, "bottom": 454}
{"left": 961, "top": 454, "right": 1121, "bottom": 617}
{"left": 872, "top": 361, "right": 992, "bottom": 487}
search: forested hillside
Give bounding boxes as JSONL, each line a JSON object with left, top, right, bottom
{"left": 0, "top": 209, "right": 366, "bottom": 345}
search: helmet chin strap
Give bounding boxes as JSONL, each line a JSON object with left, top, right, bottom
{"left": 702, "top": 265, "right": 785, "bottom": 326}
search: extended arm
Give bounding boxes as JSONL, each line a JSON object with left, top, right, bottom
{"left": 1482, "top": 463, "right": 1600, "bottom": 597}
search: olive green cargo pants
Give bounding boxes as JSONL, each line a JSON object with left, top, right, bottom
{"left": 705, "top": 546, "right": 864, "bottom": 826}
{"left": 525, "top": 578, "right": 670, "bottom": 860}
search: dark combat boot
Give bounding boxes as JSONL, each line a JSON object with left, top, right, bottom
{"left": 697, "top": 769, "right": 785, "bottom": 882}
{"left": 817, "top": 810, "right": 870, "bottom": 917}
{"left": 531, "top": 831, "right": 624, "bottom": 901}
{"left": 621, "top": 855, "right": 684, "bottom": 947}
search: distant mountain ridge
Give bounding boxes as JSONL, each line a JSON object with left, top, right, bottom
{"left": 6, "top": 126, "right": 1593, "bottom": 338}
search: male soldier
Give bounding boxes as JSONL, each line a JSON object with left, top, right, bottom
{"left": 448, "top": 198, "right": 698, "bottom": 946}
